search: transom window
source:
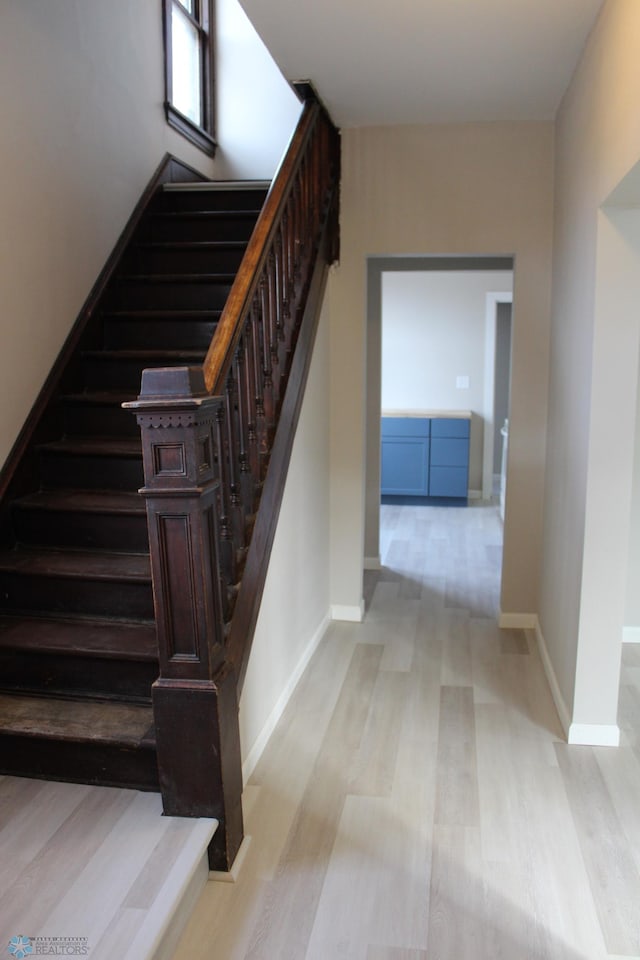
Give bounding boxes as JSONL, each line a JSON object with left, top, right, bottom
{"left": 163, "top": 0, "right": 216, "bottom": 155}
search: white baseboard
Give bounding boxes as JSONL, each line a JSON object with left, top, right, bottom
{"left": 498, "top": 611, "right": 537, "bottom": 629}
{"left": 331, "top": 601, "right": 365, "bottom": 622}
{"left": 533, "top": 617, "right": 571, "bottom": 737}
{"left": 364, "top": 556, "right": 381, "bottom": 570}
{"left": 241, "top": 611, "right": 330, "bottom": 785}
{"left": 568, "top": 723, "right": 620, "bottom": 747}
{"left": 623, "top": 626, "right": 640, "bottom": 644}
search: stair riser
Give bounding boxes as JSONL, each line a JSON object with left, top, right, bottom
{"left": 0, "top": 572, "right": 153, "bottom": 619}
{"left": 144, "top": 214, "right": 258, "bottom": 243}
{"left": 64, "top": 402, "right": 139, "bottom": 437}
{"left": 157, "top": 190, "right": 267, "bottom": 213}
{"left": 12, "top": 508, "right": 149, "bottom": 553}
{"left": 103, "top": 318, "right": 217, "bottom": 351}
{"left": 80, "top": 356, "right": 205, "bottom": 392}
{"left": 109, "top": 279, "right": 232, "bottom": 312}
{"left": 39, "top": 452, "right": 143, "bottom": 490}
{"left": 123, "top": 245, "right": 246, "bottom": 275}
{"left": 0, "top": 651, "right": 156, "bottom": 701}
{"left": 0, "top": 735, "right": 159, "bottom": 791}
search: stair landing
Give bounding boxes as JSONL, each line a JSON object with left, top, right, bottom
{"left": 0, "top": 774, "right": 216, "bottom": 960}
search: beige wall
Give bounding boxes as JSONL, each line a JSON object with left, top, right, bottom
{"left": 239, "top": 296, "right": 331, "bottom": 775}
{"left": 330, "top": 123, "right": 554, "bottom": 617}
{"left": 0, "top": 0, "right": 299, "bottom": 469}
{"left": 540, "top": 0, "right": 640, "bottom": 737}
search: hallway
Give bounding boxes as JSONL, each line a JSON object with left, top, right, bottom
{"left": 174, "top": 502, "right": 640, "bottom": 960}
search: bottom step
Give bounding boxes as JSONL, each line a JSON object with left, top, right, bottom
{"left": 0, "top": 694, "right": 158, "bottom": 790}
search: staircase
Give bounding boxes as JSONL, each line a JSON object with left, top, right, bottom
{"left": 0, "top": 179, "right": 268, "bottom": 791}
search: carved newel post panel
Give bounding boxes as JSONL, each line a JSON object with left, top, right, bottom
{"left": 125, "top": 365, "right": 243, "bottom": 871}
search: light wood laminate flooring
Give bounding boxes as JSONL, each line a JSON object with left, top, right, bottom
{"left": 174, "top": 502, "right": 640, "bottom": 960}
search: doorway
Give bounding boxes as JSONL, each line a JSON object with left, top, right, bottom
{"left": 364, "top": 255, "right": 514, "bottom": 570}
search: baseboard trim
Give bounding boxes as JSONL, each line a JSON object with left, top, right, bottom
{"left": 364, "top": 556, "right": 381, "bottom": 570}
{"left": 498, "top": 611, "right": 537, "bottom": 629}
{"left": 533, "top": 617, "right": 571, "bottom": 738}
{"left": 331, "top": 601, "right": 365, "bottom": 622}
{"left": 623, "top": 626, "right": 640, "bottom": 644}
{"left": 568, "top": 723, "right": 620, "bottom": 747}
{"left": 241, "top": 611, "right": 330, "bottom": 785}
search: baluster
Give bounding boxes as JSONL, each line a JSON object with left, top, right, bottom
{"left": 213, "top": 404, "right": 237, "bottom": 590}
{"left": 223, "top": 366, "right": 246, "bottom": 559}
{"left": 259, "top": 272, "right": 276, "bottom": 434}
{"left": 233, "top": 338, "right": 255, "bottom": 515}
{"left": 249, "top": 298, "right": 269, "bottom": 465}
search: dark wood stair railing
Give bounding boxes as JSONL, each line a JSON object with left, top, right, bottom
{"left": 125, "top": 90, "right": 340, "bottom": 870}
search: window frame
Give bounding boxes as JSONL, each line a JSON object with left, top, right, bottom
{"left": 162, "top": 0, "right": 216, "bottom": 156}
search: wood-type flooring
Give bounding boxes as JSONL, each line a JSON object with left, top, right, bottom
{"left": 173, "top": 502, "right": 640, "bottom": 960}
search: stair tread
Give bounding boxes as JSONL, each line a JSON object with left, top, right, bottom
{"left": 0, "top": 693, "right": 155, "bottom": 746}
{"left": 63, "top": 390, "right": 134, "bottom": 405}
{"left": 15, "top": 489, "right": 146, "bottom": 516}
{"left": 151, "top": 209, "right": 261, "bottom": 218}
{"left": 117, "top": 273, "right": 236, "bottom": 282}
{"left": 82, "top": 349, "right": 207, "bottom": 360}
{"left": 39, "top": 436, "right": 141, "bottom": 457}
{"left": 0, "top": 546, "right": 150, "bottom": 581}
{"left": 136, "top": 240, "right": 248, "bottom": 249}
{"left": 0, "top": 615, "right": 156, "bottom": 660}
{"left": 103, "top": 309, "right": 221, "bottom": 319}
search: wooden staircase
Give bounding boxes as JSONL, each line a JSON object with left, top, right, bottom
{"left": 0, "top": 180, "right": 267, "bottom": 791}
{"left": 0, "top": 88, "right": 340, "bottom": 870}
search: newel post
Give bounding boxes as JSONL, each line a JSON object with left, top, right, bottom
{"left": 124, "top": 366, "right": 243, "bottom": 871}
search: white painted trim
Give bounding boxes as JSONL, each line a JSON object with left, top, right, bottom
{"left": 241, "top": 611, "right": 330, "bottom": 784}
{"left": 623, "top": 625, "right": 640, "bottom": 643}
{"left": 498, "top": 611, "right": 537, "bottom": 629}
{"left": 331, "top": 601, "right": 365, "bottom": 622}
{"left": 568, "top": 723, "right": 620, "bottom": 747}
{"left": 209, "top": 836, "right": 251, "bottom": 883}
{"left": 364, "top": 555, "right": 382, "bottom": 570}
{"left": 533, "top": 617, "right": 571, "bottom": 738}
{"left": 482, "top": 291, "right": 513, "bottom": 501}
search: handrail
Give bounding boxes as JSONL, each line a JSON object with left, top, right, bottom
{"left": 203, "top": 99, "right": 320, "bottom": 394}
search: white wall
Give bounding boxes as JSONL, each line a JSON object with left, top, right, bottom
{"left": 0, "top": 0, "right": 299, "bottom": 469}
{"left": 215, "top": 0, "right": 301, "bottom": 180}
{"left": 381, "top": 269, "right": 513, "bottom": 491}
{"left": 239, "top": 296, "right": 331, "bottom": 777}
{"left": 540, "top": 0, "right": 640, "bottom": 739}
{"left": 330, "top": 123, "right": 554, "bottom": 620}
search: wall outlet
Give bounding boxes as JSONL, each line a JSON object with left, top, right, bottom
{"left": 456, "top": 375, "right": 470, "bottom": 389}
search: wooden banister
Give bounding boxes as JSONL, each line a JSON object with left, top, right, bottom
{"left": 126, "top": 88, "right": 340, "bottom": 871}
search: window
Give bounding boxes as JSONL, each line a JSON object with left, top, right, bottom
{"left": 163, "top": 0, "right": 216, "bottom": 155}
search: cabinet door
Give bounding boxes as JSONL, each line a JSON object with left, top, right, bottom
{"left": 428, "top": 418, "right": 470, "bottom": 498}
{"left": 381, "top": 437, "right": 429, "bottom": 495}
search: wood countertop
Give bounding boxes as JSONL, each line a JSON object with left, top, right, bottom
{"left": 381, "top": 409, "right": 472, "bottom": 419}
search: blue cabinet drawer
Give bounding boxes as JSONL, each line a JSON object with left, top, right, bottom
{"left": 429, "top": 465, "right": 468, "bottom": 498}
{"left": 381, "top": 417, "right": 430, "bottom": 438}
{"left": 381, "top": 437, "right": 429, "bottom": 495}
{"left": 430, "top": 437, "right": 469, "bottom": 468}
{"left": 431, "top": 418, "right": 469, "bottom": 439}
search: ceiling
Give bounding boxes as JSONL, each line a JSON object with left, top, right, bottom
{"left": 238, "top": 0, "right": 605, "bottom": 126}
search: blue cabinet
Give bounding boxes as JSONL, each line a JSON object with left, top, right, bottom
{"left": 381, "top": 415, "right": 470, "bottom": 501}
{"left": 380, "top": 418, "right": 430, "bottom": 495}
